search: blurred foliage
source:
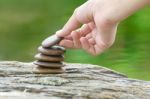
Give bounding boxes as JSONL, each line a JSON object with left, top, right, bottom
{"left": 0, "top": 0, "right": 149, "bottom": 80}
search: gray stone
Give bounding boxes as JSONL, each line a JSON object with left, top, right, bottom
{"left": 35, "top": 53, "right": 64, "bottom": 62}
{"left": 38, "top": 46, "right": 65, "bottom": 55}
{"left": 33, "top": 66, "right": 65, "bottom": 74}
{"left": 33, "top": 61, "right": 64, "bottom": 68}
{"left": 42, "top": 35, "right": 63, "bottom": 47}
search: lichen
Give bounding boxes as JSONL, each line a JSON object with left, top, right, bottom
{"left": 15, "top": 77, "right": 71, "bottom": 86}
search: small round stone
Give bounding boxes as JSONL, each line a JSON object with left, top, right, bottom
{"left": 38, "top": 46, "right": 65, "bottom": 55}
{"left": 33, "top": 66, "right": 65, "bottom": 74}
{"left": 42, "top": 34, "right": 63, "bottom": 47}
{"left": 35, "top": 53, "right": 64, "bottom": 62}
{"left": 33, "top": 61, "right": 64, "bottom": 68}
{"left": 48, "top": 45, "right": 66, "bottom": 51}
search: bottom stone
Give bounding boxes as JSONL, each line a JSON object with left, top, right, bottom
{"left": 33, "top": 66, "right": 65, "bottom": 74}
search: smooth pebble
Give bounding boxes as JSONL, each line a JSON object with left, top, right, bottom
{"left": 42, "top": 35, "right": 63, "bottom": 47}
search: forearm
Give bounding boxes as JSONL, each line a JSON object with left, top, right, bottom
{"left": 143, "top": 0, "right": 150, "bottom": 5}
{"left": 125, "top": 0, "right": 150, "bottom": 14}
{"left": 109, "top": 0, "right": 150, "bottom": 22}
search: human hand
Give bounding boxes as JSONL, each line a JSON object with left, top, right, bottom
{"left": 56, "top": 0, "right": 149, "bottom": 56}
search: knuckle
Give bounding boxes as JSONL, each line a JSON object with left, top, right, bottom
{"left": 73, "top": 7, "right": 81, "bottom": 22}
{"left": 101, "top": 41, "right": 113, "bottom": 49}
{"left": 73, "top": 7, "right": 80, "bottom": 15}
{"left": 90, "top": 41, "right": 114, "bottom": 56}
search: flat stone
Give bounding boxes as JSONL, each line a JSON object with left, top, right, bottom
{"left": 38, "top": 46, "right": 65, "bottom": 55}
{"left": 35, "top": 53, "right": 64, "bottom": 62}
{"left": 48, "top": 45, "right": 66, "bottom": 51}
{"left": 42, "top": 34, "right": 63, "bottom": 47}
{"left": 33, "top": 66, "right": 65, "bottom": 74}
{"left": 33, "top": 61, "right": 64, "bottom": 68}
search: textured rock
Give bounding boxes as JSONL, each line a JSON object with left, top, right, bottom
{"left": 0, "top": 61, "right": 150, "bottom": 99}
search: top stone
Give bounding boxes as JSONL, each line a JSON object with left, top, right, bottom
{"left": 42, "top": 34, "right": 63, "bottom": 47}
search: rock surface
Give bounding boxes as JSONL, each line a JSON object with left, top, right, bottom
{"left": 0, "top": 61, "right": 150, "bottom": 99}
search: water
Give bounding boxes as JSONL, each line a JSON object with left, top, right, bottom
{"left": 0, "top": 0, "right": 149, "bottom": 80}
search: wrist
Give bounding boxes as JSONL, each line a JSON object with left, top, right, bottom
{"left": 116, "top": 0, "right": 149, "bottom": 21}
{"left": 145, "top": 0, "right": 150, "bottom": 6}
{"left": 134, "top": 0, "right": 150, "bottom": 8}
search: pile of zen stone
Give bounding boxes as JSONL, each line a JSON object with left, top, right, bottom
{"left": 33, "top": 35, "right": 66, "bottom": 74}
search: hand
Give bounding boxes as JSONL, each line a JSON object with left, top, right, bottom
{"left": 56, "top": 0, "right": 149, "bottom": 56}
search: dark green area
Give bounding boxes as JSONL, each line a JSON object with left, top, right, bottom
{"left": 0, "top": 0, "right": 149, "bottom": 80}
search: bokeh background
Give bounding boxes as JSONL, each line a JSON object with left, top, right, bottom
{"left": 0, "top": 0, "right": 149, "bottom": 80}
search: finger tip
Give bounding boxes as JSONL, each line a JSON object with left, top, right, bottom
{"left": 59, "top": 40, "right": 73, "bottom": 48}
{"left": 58, "top": 41, "right": 64, "bottom": 46}
{"left": 56, "top": 30, "right": 65, "bottom": 37}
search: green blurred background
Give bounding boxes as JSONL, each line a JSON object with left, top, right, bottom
{"left": 0, "top": 0, "right": 149, "bottom": 80}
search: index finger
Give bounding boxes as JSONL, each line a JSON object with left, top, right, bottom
{"left": 56, "top": 14, "right": 81, "bottom": 37}
{"left": 56, "top": 1, "right": 92, "bottom": 37}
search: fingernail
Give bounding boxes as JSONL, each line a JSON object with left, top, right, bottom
{"left": 56, "top": 30, "right": 63, "bottom": 37}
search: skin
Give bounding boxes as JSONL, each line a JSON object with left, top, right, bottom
{"left": 56, "top": 0, "right": 150, "bottom": 56}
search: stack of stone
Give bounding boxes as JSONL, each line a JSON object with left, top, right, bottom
{"left": 33, "top": 35, "right": 66, "bottom": 74}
